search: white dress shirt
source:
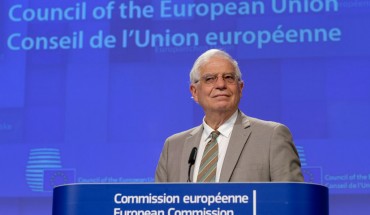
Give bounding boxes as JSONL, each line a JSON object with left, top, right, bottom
{"left": 192, "top": 111, "right": 238, "bottom": 182}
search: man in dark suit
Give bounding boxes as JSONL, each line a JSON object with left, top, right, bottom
{"left": 155, "top": 49, "right": 303, "bottom": 182}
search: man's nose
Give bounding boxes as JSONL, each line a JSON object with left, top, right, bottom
{"left": 214, "top": 76, "right": 227, "bottom": 88}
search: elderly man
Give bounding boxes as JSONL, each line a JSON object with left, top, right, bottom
{"left": 155, "top": 49, "right": 303, "bottom": 183}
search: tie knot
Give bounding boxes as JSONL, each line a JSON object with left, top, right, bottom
{"left": 210, "top": 130, "right": 220, "bottom": 139}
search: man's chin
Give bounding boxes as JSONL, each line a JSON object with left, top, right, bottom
{"left": 201, "top": 101, "right": 237, "bottom": 113}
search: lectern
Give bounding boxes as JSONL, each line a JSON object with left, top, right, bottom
{"left": 52, "top": 183, "right": 328, "bottom": 215}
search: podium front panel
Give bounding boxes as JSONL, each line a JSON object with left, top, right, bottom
{"left": 52, "top": 183, "right": 328, "bottom": 215}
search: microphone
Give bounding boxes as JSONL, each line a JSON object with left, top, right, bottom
{"left": 187, "top": 147, "right": 197, "bottom": 182}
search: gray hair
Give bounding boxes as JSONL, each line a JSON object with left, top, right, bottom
{"left": 189, "top": 49, "right": 242, "bottom": 84}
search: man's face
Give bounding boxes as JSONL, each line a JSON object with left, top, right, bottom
{"left": 190, "top": 57, "right": 244, "bottom": 115}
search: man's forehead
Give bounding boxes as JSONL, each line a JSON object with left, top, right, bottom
{"left": 200, "top": 62, "right": 235, "bottom": 75}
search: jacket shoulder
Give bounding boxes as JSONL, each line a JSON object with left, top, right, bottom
{"left": 245, "top": 115, "right": 289, "bottom": 131}
{"left": 166, "top": 125, "right": 201, "bottom": 142}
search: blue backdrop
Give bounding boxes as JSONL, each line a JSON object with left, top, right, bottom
{"left": 1, "top": 0, "right": 370, "bottom": 214}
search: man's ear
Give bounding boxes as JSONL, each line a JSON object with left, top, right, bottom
{"left": 190, "top": 84, "right": 198, "bottom": 103}
{"left": 239, "top": 81, "right": 244, "bottom": 96}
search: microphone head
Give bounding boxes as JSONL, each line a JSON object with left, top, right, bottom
{"left": 188, "top": 147, "right": 198, "bottom": 165}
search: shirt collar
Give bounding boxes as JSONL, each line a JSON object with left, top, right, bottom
{"left": 202, "top": 110, "right": 238, "bottom": 139}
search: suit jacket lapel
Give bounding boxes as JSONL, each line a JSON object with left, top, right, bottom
{"left": 219, "top": 111, "right": 251, "bottom": 182}
{"left": 179, "top": 125, "right": 203, "bottom": 182}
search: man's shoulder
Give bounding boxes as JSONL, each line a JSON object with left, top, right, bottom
{"left": 240, "top": 112, "right": 288, "bottom": 131}
{"left": 248, "top": 116, "right": 281, "bottom": 127}
{"left": 166, "top": 125, "right": 202, "bottom": 141}
{"left": 239, "top": 112, "right": 293, "bottom": 139}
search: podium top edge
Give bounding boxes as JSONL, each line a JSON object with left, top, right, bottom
{"left": 55, "top": 182, "right": 327, "bottom": 189}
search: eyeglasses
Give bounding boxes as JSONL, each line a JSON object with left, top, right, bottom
{"left": 195, "top": 73, "right": 239, "bottom": 85}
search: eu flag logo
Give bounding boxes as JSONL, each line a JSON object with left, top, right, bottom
{"left": 302, "top": 167, "right": 322, "bottom": 184}
{"left": 43, "top": 169, "right": 76, "bottom": 191}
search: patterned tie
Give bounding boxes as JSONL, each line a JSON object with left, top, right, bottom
{"left": 197, "top": 130, "right": 220, "bottom": 182}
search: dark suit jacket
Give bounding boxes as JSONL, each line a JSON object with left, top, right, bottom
{"left": 155, "top": 111, "right": 304, "bottom": 182}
